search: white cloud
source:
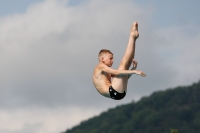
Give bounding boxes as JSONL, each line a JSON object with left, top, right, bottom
{"left": 0, "top": 0, "right": 200, "bottom": 133}
{"left": 154, "top": 25, "right": 200, "bottom": 86}
{"left": 0, "top": 106, "right": 102, "bottom": 133}
{"left": 0, "top": 0, "right": 149, "bottom": 132}
{"left": 0, "top": 0, "right": 148, "bottom": 108}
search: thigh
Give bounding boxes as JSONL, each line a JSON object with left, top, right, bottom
{"left": 118, "top": 61, "right": 129, "bottom": 70}
{"left": 112, "top": 75, "right": 128, "bottom": 93}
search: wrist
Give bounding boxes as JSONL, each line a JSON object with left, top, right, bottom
{"left": 131, "top": 70, "right": 136, "bottom": 73}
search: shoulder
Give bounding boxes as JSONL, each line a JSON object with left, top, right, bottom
{"left": 94, "top": 63, "right": 104, "bottom": 74}
{"left": 94, "top": 63, "right": 110, "bottom": 76}
{"left": 96, "top": 63, "right": 107, "bottom": 70}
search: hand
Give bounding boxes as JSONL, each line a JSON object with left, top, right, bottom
{"left": 135, "top": 70, "right": 146, "bottom": 77}
{"left": 132, "top": 59, "right": 138, "bottom": 70}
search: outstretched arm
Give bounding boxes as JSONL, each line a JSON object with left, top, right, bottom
{"left": 99, "top": 63, "right": 145, "bottom": 77}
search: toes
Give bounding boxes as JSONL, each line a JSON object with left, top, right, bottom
{"left": 132, "top": 22, "right": 138, "bottom": 30}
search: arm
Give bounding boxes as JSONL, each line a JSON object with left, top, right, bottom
{"left": 99, "top": 63, "right": 145, "bottom": 77}
{"left": 128, "top": 67, "right": 135, "bottom": 79}
{"left": 128, "top": 59, "right": 138, "bottom": 79}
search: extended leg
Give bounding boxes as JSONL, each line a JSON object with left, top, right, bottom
{"left": 118, "top": 22, "right": 139, "bottom": 70}
{"left": 111, "top": 22, "right": 139, "bottom": 93}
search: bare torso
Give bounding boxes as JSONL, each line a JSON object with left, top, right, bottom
{"left": 92, "top": 64, "right": 112, "bottom": 98}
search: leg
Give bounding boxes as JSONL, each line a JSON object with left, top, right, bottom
{"left": 118, "top": 22, "right": 139, "bottom": 70}
{"left": 111, "top": 22, "right": 139, "bottom": 93}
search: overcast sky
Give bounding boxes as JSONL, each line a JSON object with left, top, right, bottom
{"left": 0, "top": 0, "right": 200, "bottom": 133}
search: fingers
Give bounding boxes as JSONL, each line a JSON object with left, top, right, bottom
{"left": 140, "top": 72, "right": 146, "bottom": 77}
{"left": 137, "top": 70, "right": 146, "bottom": 77}
{"left": 132, "top": 59, "right": 138, "bottom": 63}
{"left": 132, "top": 59, "right": 138, "bottom": 68}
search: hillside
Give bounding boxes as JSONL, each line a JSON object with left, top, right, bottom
{"left": 63, "top": 81, "right": 200, "bottom": 133}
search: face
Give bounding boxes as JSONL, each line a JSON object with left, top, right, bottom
{"left": 102, "top": 53, "right": 114, "bottom": 67}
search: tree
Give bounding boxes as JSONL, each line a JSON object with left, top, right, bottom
{"left": 170, "top": 129, "right": 178, "bottom": 133}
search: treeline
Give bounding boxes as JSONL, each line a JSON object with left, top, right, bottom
{"left": 63, "top": 80, "right": 200, "bottom": 133}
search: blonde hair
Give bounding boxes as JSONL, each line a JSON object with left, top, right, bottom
{"left": 98, "top": 49, "right": 113, "bottom": 61}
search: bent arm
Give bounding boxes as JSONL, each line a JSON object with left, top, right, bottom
{"left": 128, "top": 67, "right": 135, "bottom": 79}
{"left": 128, "top": 59, "right": 138, "bottom": 79}
{"left": 99, "top": 64, "right": 137, "bottom": 76}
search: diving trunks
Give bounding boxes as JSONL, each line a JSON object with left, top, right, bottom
{"left": 109, "top": 86, "right": 126, "bottom": 100}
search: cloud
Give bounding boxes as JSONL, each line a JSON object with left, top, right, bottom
{"left": 0, "top": 0, "right": 150, "bottom": 132}
{"left": 154, "top": 25, "right": 200, "bottom": 86}
{"left": 0, "top": 0, "right": 200, "bottom": 132}
{"left": 0, "top": 106, "right": 102, "bottom": 133}
{"left": 0, "top": 0, "right": 147, "bottom": 109}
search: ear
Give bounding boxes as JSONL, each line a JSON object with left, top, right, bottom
{"left": 101, "top": 56, "right": 104, "bottom": 61}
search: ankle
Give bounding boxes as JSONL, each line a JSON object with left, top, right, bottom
{"left": 129, "top": 35, "right": 137, "bottom": 41}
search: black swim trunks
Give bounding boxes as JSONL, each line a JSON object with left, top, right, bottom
{"left": 109, "top": 86, "right": 126, "bottom": 100}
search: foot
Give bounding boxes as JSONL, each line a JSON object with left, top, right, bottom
{"left": 130, "top": 22, "right": 139, "bottom": 39}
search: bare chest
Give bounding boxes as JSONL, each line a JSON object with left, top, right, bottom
{"left": 102, "top": 72, "right": 111, "bottom": 82}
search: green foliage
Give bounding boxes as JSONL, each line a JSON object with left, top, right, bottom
{"left": 64, "top": 81, "right": 200, "bottom": 133}
{"left": 170, "top": 129, "right": 178, "bottom": 133}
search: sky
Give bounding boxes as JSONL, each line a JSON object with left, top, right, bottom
{"left": 0, "top": 0, "right": 200, "bottom": 133}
